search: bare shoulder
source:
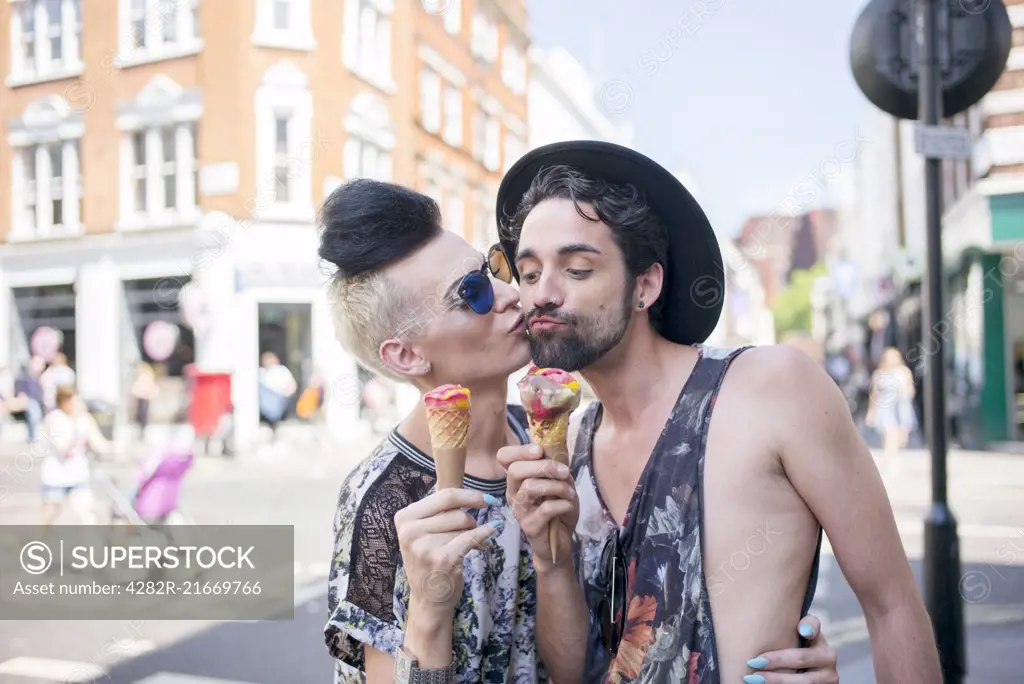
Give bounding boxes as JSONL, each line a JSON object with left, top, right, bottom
{"left": 728, "top": 344, "right": 832, "bottom": 397}
{"left": 726, "top": 344, "right": 850, "bottom": 447}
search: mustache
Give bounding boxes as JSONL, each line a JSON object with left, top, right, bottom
{"left": 525, "top": 307, "right": 577, "bottom": 326}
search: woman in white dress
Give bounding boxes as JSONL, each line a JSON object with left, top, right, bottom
{"left": 40, "top": 385, "right": 112, "bottom": 525}
{"left": 866, "top": 347, "right": 918, "bottom": 474}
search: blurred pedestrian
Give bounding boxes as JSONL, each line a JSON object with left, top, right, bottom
{"left": 296, "top": 368, "right": 326, "bottom": 422}
{"left": 40, "top": 385, "right": 112, "bottom": 525}
{"left": 131, "top": 361, "right": 159, "bottom": 436}
{"left": 866, "top": 346, "right": 917, "bottom": 474}
{"left": 12, "top": 357, "right": 46, "bottom": 442}
{"left": 40, "top": 352, "right": 76, "bottom": 413}
{"left": 360, "top": 376, "right": 393, "bottom": 434}
{"left": 0, "top": 366, "right": 13, "bottom": 429}
{"left": 258, "top": 351, "right": 297, "bottom": 442}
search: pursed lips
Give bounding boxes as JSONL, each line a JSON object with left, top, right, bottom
{"left": 528, "top": 316, "right": 566, "bottom": 332}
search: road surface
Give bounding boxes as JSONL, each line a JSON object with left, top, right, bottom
{"left": 0, "top": 442, "right": 1021, "bottom": 683}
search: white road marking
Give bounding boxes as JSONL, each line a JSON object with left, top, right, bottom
{"left": 113, "top": 638, "right": 156, "bottom": 657}
{"left": 306, "top": 561, "right": 331, "bottom": 576}
{"left": 135, "top": 675, "right": 258, "bottom": 684}
{"left": 825, "top": 603, "right": 1024, "bottom": 649}
{"left": 293, "top": 579, "right": 327, "bottom": 608}
{"left": 0, "top": 656, "right": 106, "bottom": 682}
{"left": 895, "top": 520, "right": 1024, "bottom": 539}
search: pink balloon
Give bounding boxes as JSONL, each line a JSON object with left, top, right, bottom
{"left": 143, "top": 321, "right": 180, "bottom": 362}
{"left": 30, "top": 326, "right": 63, "bottom": 362}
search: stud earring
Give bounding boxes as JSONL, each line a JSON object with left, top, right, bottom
{"left": 638, "top": 301, "right": 645, "bottom": 309}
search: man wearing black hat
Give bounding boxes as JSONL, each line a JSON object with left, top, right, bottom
{"left": 495, "top": 142, "right": 941, "bottom": 683}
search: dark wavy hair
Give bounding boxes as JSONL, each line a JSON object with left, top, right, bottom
{"left": 503, "top": 164, "right": 670, "bottom": 329}
{"left": 318, "top": 178, "right": 443, "bottom": 279}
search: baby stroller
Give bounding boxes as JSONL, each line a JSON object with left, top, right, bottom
{"left": 94, "top": 428, "right": 196, "bottom": 528}
{"left": 90, "top": 428, "right": 200, "bottom": 582}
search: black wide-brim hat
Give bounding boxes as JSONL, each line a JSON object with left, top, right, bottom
{"left": 495, "top": 140, "right": 725, "bottom": 346}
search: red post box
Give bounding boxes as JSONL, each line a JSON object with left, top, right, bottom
{"left": 186, "top": 369, "right": 232, "bottom": 438}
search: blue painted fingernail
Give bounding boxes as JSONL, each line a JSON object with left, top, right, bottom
{"left": 743, "top": 676, "right": 765, "bottom": 684}
{"left": 746, "top": 657, "right": 769, "bottom": 669}
{"left": 799, "top": 623, "right": 815, "bottom": 638}
{"left": 483, "top": 493, "right": 500, "bottom": 506}
{"left": 488, "top": 519, "right": 503, "bottom": 530}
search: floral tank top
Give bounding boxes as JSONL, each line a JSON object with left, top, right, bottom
{"left": 570, "top": 345, "right": 823, "bottom": 683}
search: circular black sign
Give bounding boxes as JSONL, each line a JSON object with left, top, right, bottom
{"left": 850, "top": 0, "right": 1012, "bottom": 120}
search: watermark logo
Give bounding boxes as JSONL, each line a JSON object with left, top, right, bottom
{"left": 422, "top": 569, "right": 457, "bottom": 603}
{"left": 331, "top": 375, "right": 364, "bottom": 408}
{"left": 960, "top": 0, "right": 992, "bottom": 14}
{"left": 599, "top": 80, "right": 634, "bottom": 115}
{"left": 690, "top": 275, "right": 724, "bottom": 310}
{"left": 20, "top": 541, "right": 53, "bottom": 575}
{"left": 957, "top": 570, "right": 991, "bottom": 603}
{"left": 421, "top": 0, "right": 456, "bottom": 15}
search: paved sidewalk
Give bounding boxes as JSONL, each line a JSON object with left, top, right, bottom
{"left": 838, "top": 619, "right": 1024, "bottom": 683}
{"left": 831, "top": 447, "right": 1024, "bottom": 683}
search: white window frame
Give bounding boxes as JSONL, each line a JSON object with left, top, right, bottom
{"left": 443, "top": 85, "right": 463, "bottom": 147}
{"left": 343, "top": 92, "right": 396, "bottom": 182}
{"left": 7, "top": 96, "right": 84, "bottom": 241}
{"left": 343, "top": 137, "right": 393, "bottom": 181}
{"left": 116, "top": 0, "right": 203, "bottom": 68}
{"left": 484, "top": 117, "right": 501, "bottom": 172}
{"left": 130, "top": 130, "right": 147, "bottom": 214}
{"left": 343, "top": 0, "right": 396, "bottom": 93}
{"left": 7, "top": 0, "right": 84, "bottom": 87}
{"left": 470, "top": 12, "right": 498, "bottom": 63}
{"left": 420, "top": 69, "right": 442, "bottom": 134}
{"left": 252, "top": 0, "right": 316, "bottom": 51}
{"left": 472, "top": 108, "right": 486, "bottom": 162}
{"left": 471, "top": 183, "right": 496, "bottom": 247}
{"left": 501, "top": 43, "right": 526, "bottom": 95}
{"left": 503, "top": 131, "right": 524, "bottom": 173}
{"left": 254, "top": 61, "right": 314, "bottom": 222}
{"left": 273, "top": 114, "right": 292, "bottom": 203}
{"left": 116, "top": 76, "right": 202, "bottom": 231}
{"left": 443, "top": 0, "right": 461, "bottom": 34}
{"left": 447, "top": 194, "right": 466, "bottom": 238}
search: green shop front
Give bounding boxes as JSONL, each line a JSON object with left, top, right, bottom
{"left": 941, "top": 190, "right": 1024, "bottom": 449}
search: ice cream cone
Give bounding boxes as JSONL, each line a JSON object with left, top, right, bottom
{"left": 517, "top": 367, "right": 581, "bottom": 564}
{"left": 424, "top": 384, "right": 471, "bottom": 490}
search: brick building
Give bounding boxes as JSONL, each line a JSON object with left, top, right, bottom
{"left": 0, "top": 0, "right": 529, "bottom": 449}
{"left": 734, "top": 208, "right": 840, "bottom": 308}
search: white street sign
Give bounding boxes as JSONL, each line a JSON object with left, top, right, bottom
{"left": 915, "top": 124, "right": 973, "bottom": 160}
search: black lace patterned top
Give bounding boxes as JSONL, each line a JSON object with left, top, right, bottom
{"left": 325, "top": 406, "right": 550, "bottom": 684}
{"left": 570, "top": 345, "right": 822, "bottom": 683}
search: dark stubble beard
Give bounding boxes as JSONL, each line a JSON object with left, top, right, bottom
{"left": 527, "top": 286, "right": 634, "bottom": 372}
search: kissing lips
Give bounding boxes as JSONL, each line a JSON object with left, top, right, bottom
{"left": 528, "top": 316, "right": 566, "bottom": 332}
{"left": 508, "top": 314, "right": 526, "bottom": 334}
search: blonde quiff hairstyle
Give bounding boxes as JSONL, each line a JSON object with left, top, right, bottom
{"left": 317, "top": 179, "right": 446, "bottom": 383}
{"left": 326, "top": 271, "right": 418, "bottom": 383}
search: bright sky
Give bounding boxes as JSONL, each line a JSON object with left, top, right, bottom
{"left": 526, "top": 0, "right": 874, "bottom": 237}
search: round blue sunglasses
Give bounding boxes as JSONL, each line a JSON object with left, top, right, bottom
{"left": 456, "top": 244, "right": 513, "bottom": 315}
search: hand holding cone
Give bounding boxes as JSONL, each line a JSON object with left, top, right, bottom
{"left": 516, "top": 366, "right": 581, "bottom": 564}
{"left": 424, "top": 384, "right": 471, "bottom": 490}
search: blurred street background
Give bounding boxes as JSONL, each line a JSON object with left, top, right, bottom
{"left": 0, "top": 0, "right": 1023, "bottom": 682}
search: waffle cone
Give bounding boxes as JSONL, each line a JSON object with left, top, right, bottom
{"left": 427, "top": 407, "right": 470, "bottom": 448}
{"left": 427, "top": 407, "right": 469, "bottom": 490}
{"left": 526, "top": 412, "right": 571, "bottom": 565}
{"left": 527, "top": 412, "right": 571, "bottom": 447}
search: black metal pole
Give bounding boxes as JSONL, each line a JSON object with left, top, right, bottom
{"left": 918, "top": 1, "right": 966, "bottom": 681}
